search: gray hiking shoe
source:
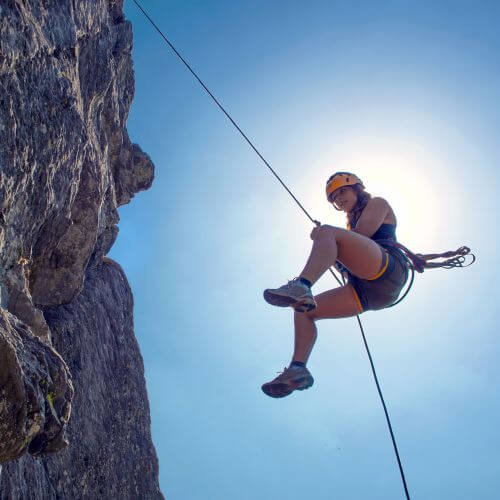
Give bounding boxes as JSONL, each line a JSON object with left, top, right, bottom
{"left": 261, "top": 365, "right": 314, "bottom": 398}
{"left": 263, "top": 278, "right": 317, "bottom": 312}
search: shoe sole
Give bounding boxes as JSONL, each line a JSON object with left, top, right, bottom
{"left": 261, "top": 375, "right": 314, "bottom": 398}
{"left": 263, "top": 290, "right": 317, "bottom": 311}
{"left": 293, "top": 300, "right": 317, "bottom": 313}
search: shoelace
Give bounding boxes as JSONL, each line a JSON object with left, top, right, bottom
{"left": 275, "top": 366, "right": 297, "bottom": 378}
{"left": 276, "top": 365, "right": 303, "bottom": 377}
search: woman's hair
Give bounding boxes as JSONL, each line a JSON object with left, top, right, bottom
{"left": 346, "top": 184, "right": 371, "bottom": 230}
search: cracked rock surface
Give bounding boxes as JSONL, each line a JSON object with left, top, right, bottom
{"left": 1, "top": 259, "right": 162, "bottom": 499}
{"left": 0, "top": 0, "right": 162, "bottom": 497}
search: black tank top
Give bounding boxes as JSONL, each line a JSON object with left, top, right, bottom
{"left": 351, "top": 209, "right": 397, "bottom": 241}
{"left": 371, "top": 223, "right": 397, "bottom": 241}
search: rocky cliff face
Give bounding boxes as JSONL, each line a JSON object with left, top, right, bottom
{"left": 0, "top": 0, "right": 162, "bottom": 497}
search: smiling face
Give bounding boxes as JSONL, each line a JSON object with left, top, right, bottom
{"left": 329, "top": 185, "right": 358, "bottom": 212}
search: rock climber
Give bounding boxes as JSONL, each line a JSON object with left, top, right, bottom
{"left": 261, "top": 172, "right": 409, "bottom": 398}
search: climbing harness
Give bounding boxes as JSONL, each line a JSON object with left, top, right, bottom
{"left": 374, "top": 241, "right": 475, "bottom": 308}
{"left": 131, "top": 3, "right": 475, "bottom": 499}
{"left": 380, "top": 241, "right": 475, "bottom": 273}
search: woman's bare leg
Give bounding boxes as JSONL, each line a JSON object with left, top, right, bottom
{"left": 262, "top": 284, "right": 363, "bottom": 398}
{"left": 291, "top": 284, "right": 361, "bottom": 364}
{"left": 269, "top": 225, "right": 384, "bottom": 364}
{"left": 299, "top": 225, "right": 384, "bottom": 285}
{"left": 298, "top": 226, "right": 339, "bottom": 285}
{"left": 292, "top": 313, "right": 318, "bottom": 364}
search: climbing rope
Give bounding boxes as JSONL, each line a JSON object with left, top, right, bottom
{"left": 131, "top": 2, "right": 418, "bottom": 498}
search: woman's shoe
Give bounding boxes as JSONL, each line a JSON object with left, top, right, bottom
{"left": 263, "top": 278, "right": 317, "bottom": 312}
{"left": 261, "top": 365, "right": 314, "bottom": 398}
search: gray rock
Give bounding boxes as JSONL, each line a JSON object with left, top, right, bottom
{"left": 0, "top": 0, "right": 162, "bottom": 497}
{"left": 1, "top": 258, "right": 162, "bottom": 499}
{"left": 0, "top": 307, "right": 73, "bottom": 462}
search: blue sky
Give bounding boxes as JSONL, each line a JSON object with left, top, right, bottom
{"left": 109, "top": 1, "right": 500, "bottom": 498}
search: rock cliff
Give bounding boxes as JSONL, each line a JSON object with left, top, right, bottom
{"left": 0, "top": 0, "right": 162, "bottom": 497}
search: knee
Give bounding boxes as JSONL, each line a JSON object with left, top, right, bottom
{"left": 317, "top": 224, "right": 340, "bottom": 239}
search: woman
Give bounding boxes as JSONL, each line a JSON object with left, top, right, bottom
{"left": 262, "top": 172, "right": 409, "bottom": 398}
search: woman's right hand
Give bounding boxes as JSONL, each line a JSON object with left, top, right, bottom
{"left": 310, "top": 226, "right": 320, "bottom": 240}
{"left": 310, "top": 220, "right": 322, "bottom": 240}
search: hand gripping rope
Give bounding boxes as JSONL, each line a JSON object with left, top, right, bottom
{"left": 131, "top": 2, "right": 474, "bottom": 498}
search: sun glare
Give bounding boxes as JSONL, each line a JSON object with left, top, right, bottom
{"left": 302, "top": 138, "right": 448, "bottom": 250}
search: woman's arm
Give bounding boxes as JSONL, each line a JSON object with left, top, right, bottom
{"left": 352, "top": 197, "right": 390, "bottom": 237}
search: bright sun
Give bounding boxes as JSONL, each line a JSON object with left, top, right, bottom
{"left": 302, "top": 137, "right": 449, "bottom": 251}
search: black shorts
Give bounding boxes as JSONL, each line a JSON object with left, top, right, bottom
{"left": 347, "top": 244, "right": 409, "bottom": 312}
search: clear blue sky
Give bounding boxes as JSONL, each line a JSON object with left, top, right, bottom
{"left": 109, "top": 1, "right": 500, "bottom": 498}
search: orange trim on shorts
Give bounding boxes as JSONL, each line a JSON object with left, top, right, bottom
{"left": 366, "top": 251, "right": 389, "bottom": 281}
{"left": 349, "top": 285, "right": 364, "bottom": 313}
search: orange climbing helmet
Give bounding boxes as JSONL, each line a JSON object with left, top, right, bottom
{"left": 325, "top": 172, "right": 364, "bottom": 201}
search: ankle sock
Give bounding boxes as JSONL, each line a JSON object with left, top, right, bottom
{"left": 298, "top": 277, "right": 312, "bottom": 288}
{"left": 291, "top": 361, "right": 305, "bottom": 368}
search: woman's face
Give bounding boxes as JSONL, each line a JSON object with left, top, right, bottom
{"left": 329, "top": 186, "right": 358, "bottom": 212}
